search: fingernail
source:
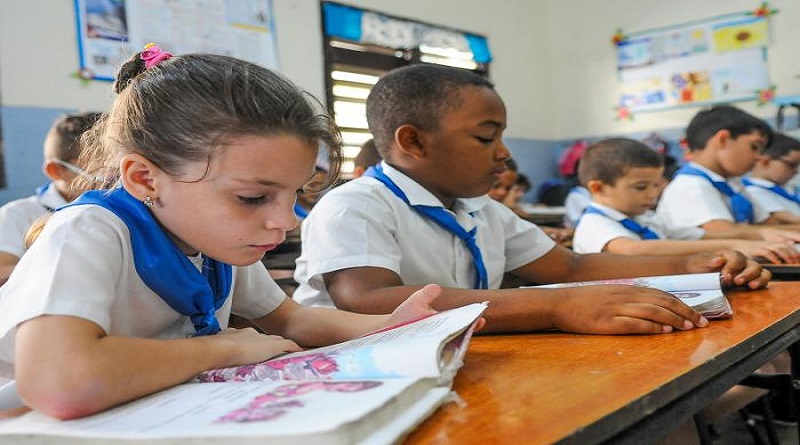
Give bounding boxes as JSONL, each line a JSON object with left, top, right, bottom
{"left": 683, "top": 320, "right": 694, "bottom": 330}
{"left": 697, "top": 316, "right": 709, "bottom": 327}
{"left": 662, "top": 325, "right": 673, "bottom": 333}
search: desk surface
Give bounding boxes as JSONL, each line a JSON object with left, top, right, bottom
{"left": 406, "top": 282, "right": 800, "bottom": 445}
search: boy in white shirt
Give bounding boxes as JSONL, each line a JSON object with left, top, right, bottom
{"left": 657, "top": 105, "right": 800, "bottom": 242}
{"left": 573, "top": 138, "right": 799, "bottom": 263}
{"left": 743, "top": 133, "right": 800, "bottom": 224}
{"left": 294, "top": 64, "right": 769, "bottom": 336}
{"left": 0, "top": 111, "right": 101, "bottom": 284}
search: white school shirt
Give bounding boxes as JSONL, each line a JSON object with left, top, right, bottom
{"left": 563, "top": 186, "right": 591, "bottom": 228}
{"left": 656, "top": 162, "right": 770, "bottom": 230}
{"left": 293, "top": 162, "right": 556, "bottom": 307}
{"left": 0, "top": 205, "right": 286, "bottom": 379}
{"left": 743, "top": 177, "right": 800, "bottom": 216}
{"left": 0, "top": 185, "right": 68, "bottom": 258}
{"left": 573, "top": 203, "right": 704, "bottom": 254}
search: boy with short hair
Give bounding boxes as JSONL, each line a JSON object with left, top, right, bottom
{"left": 0, "top": 111, "right": 101, "bottom": 284}
{"left": 293, "top": 64, "right": 768, "bottom": 336}
{"left": 657, "top": 105, "right": 800, "bottom": 242}
{"left": 573, "top": 138, "right": 799, "bottom": 263}
{"left": 351, "top": 138, "right": 382, "bottom": 179}
{"left": 742, "top": 133, "right": 800, "bottom": 224}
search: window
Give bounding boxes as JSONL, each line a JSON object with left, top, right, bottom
{"left": 321, "top": 1, "right": 491, "bottom": 177}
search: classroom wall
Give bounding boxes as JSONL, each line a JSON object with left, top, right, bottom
{"left": 545, "top": 0, "right": 800, "bottom": 139}
{"left": 1, "top": 0, "right": 798, "bottom": 204}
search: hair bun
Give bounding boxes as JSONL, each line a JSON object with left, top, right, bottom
{"left": 113, "top": 52, "right": 148, "bottom": 94}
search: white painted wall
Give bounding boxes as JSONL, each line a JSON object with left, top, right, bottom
{"left": 544, "top": 0, "right": 800, "bottom": 138}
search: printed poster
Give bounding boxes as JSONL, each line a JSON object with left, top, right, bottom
{"left": 616, "top": 12, "right": 770, "bottom": 111}
{"left": 75, "top": 0, "right": 279, "bottom": 81}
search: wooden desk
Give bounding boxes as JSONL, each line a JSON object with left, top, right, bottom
{"left": 407, "top": 283, "right": 800, "bottom": 444}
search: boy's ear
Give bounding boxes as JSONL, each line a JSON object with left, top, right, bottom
{"left": 709, "top": 129, "right": 732, "bottom": 149}
{"left": 42, "top": 160, "right": 65, "bottom": 182}
{"left": 585, "top": 179, "right": 605, "bottom": 195}
{"left": 394, "top": 124, "right": 426, "bottom": 159}
{"left": 119, "top": 153, "right": 161, "bottom": 202}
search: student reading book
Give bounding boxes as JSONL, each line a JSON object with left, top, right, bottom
{"left": 0, "top": 303, "right": 486, "bottom": 444}
{"left": 572, "top": 138, "right": 800, "bottom": 264}
{"left": 293, "top": 64, "right": 770, "bottom": 338}
{"left": 0, "top": 46, "right": 451, "bottom": 421}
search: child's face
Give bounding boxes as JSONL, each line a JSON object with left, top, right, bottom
{"left": 151, "top": 134, "right": 317, "bottom": 266}
{"left": 488, "top": 169, "right": 518, "bottom": 202}
{"left": 593, "top": 166, "right": 665, "bottom": 217}
{"left": 717, "top": 130, "right": 768, "bottom": 177}
{"left": 754, "top": 151, "right": 800, "bottom": 185}
{"left": 420, "top": 86, "right": 510, "bottom": 201}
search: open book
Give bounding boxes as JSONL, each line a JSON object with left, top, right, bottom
{"left": 531, "top": 272, "right": 732, "bottom": 319}
{"left": 0, "top": 303, "right": 487, "bottom": 445}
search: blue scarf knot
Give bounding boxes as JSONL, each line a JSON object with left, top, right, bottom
{"left": 676, "top": 165, "right": 754, "bottom": 223}
{"left": 582, "top": 206, "right": 660, "bottom": 240}
{"left": 66, "top": 187, "right": 232, "bottom": 336}
{"left": 364, "top": 165, "right": 489, "bottom": 290}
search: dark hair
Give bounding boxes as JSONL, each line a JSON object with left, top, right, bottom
{"left": 685, "top": 105, "right": 772, "bottom": 152}
{"left": 505, "top": 158, "right": 518, "bottom": 171}
{"left": 80, "top": 50, "right": 341, "bottom": 191}
{"left": 46, "top": 111, "right": 103, "bottom": 161}
{"left": 516, "top": 173, "right": 531, "bottom": 191}
{"left": 761, "top": 133, "right": 800, "bottom": 159}
{"left": 578, "top": 138, "right": 663, "bottom": 186}
{"left": 366, "top": 64, "right": 494, "bottom": 159}
{"left": 354, "top": 138, "right": 381, "bottom": 169}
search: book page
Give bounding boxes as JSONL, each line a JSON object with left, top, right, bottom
{"left": 0, "top": 378, "right": 442, "bottom": 444}
{"left": 198, "top": 303, "right": 487, "bottom": 383}
{"left": 532, "top": 272, "right": 721, "bottom": 292}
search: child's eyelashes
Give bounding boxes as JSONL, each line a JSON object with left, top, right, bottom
{"left": 475, "top": 136, "right": 494, "bottom": 144}
{"left": 237, "top": 195, "right": 267, "bottom": 206}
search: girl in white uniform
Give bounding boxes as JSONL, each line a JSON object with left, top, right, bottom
{"left": 0, "top": 45, "right": 441, "bottom": 420}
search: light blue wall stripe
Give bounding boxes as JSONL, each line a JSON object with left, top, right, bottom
{"left": 0, "top": 106, "right": 74, "bottom": 204}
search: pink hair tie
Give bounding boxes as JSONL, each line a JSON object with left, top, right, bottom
{"left": 141, "top": 43, "right": 172, "bottom": 69}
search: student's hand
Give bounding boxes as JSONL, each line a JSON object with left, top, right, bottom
{"left": 386, "top": 283, "right": 441, "bottom": 327}
{"left": 551, "top": 285, "right": 707, "bottom": 334}
{"left": 758, "top": 227, "right": 800, "bottom": 244}
{"left": 731, "top": 240, "right": 800, "bottom": 264}
{"left": 216, "top": 327, "right": 303, "bottom": 366}
{"left": 685, "top": 249, "right": 770, "bottom": 289}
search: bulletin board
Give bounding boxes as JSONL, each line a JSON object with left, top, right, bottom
{"left": 74, "top": 0, "right": 279, "bottom": 81}
{"left": 616, "top": 12, "right": 770, "bottom": 112}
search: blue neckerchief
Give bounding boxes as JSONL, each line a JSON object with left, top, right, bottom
{"left": 741, "top": 177, "right": 800, "bottom": 205}
{"left": 293, "top": 202, "right": 309, "bottom": 219}
{"left": 66, "top": 188, "right": 232, "bottom": 336}
{"left": 582, "top": 206, "right": 660, "bottom": 240}
{"left": 364, "top": 165, "right": 488, "bottom": 290}
{"left": 35, "top": 184, "right": 57, "bottom": 212}
{"left": 675, "top": 164, "right": 754, "bottom": 223}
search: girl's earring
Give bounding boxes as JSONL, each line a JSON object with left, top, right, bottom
{"left": 144, "top": 196, "right": 154, "bottom": 208}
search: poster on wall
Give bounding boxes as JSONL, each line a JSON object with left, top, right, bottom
{"left": 616, "top": 12, "right": 770, "bottom": 112}
{"left": 74, "top": 0, "right": 279, "bottom": 81}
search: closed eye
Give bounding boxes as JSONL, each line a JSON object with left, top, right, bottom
{"left": 476, "top": 137, "right": 494, "bottom": 144}
{"left": 238, "top": 195, "right": 267, "bottom": 206}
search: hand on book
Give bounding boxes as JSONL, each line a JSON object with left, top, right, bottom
{"left": 216, "top": 328, "right": 303, "bottom": 367}
{"left": 684, "top": 249, "right": 770, "bottom": 289}
{"left": 383, "top": 283, "right": 442, "bottom": 330}
{"left": 551, "top": 284, "right": 708, "bottom": 335}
